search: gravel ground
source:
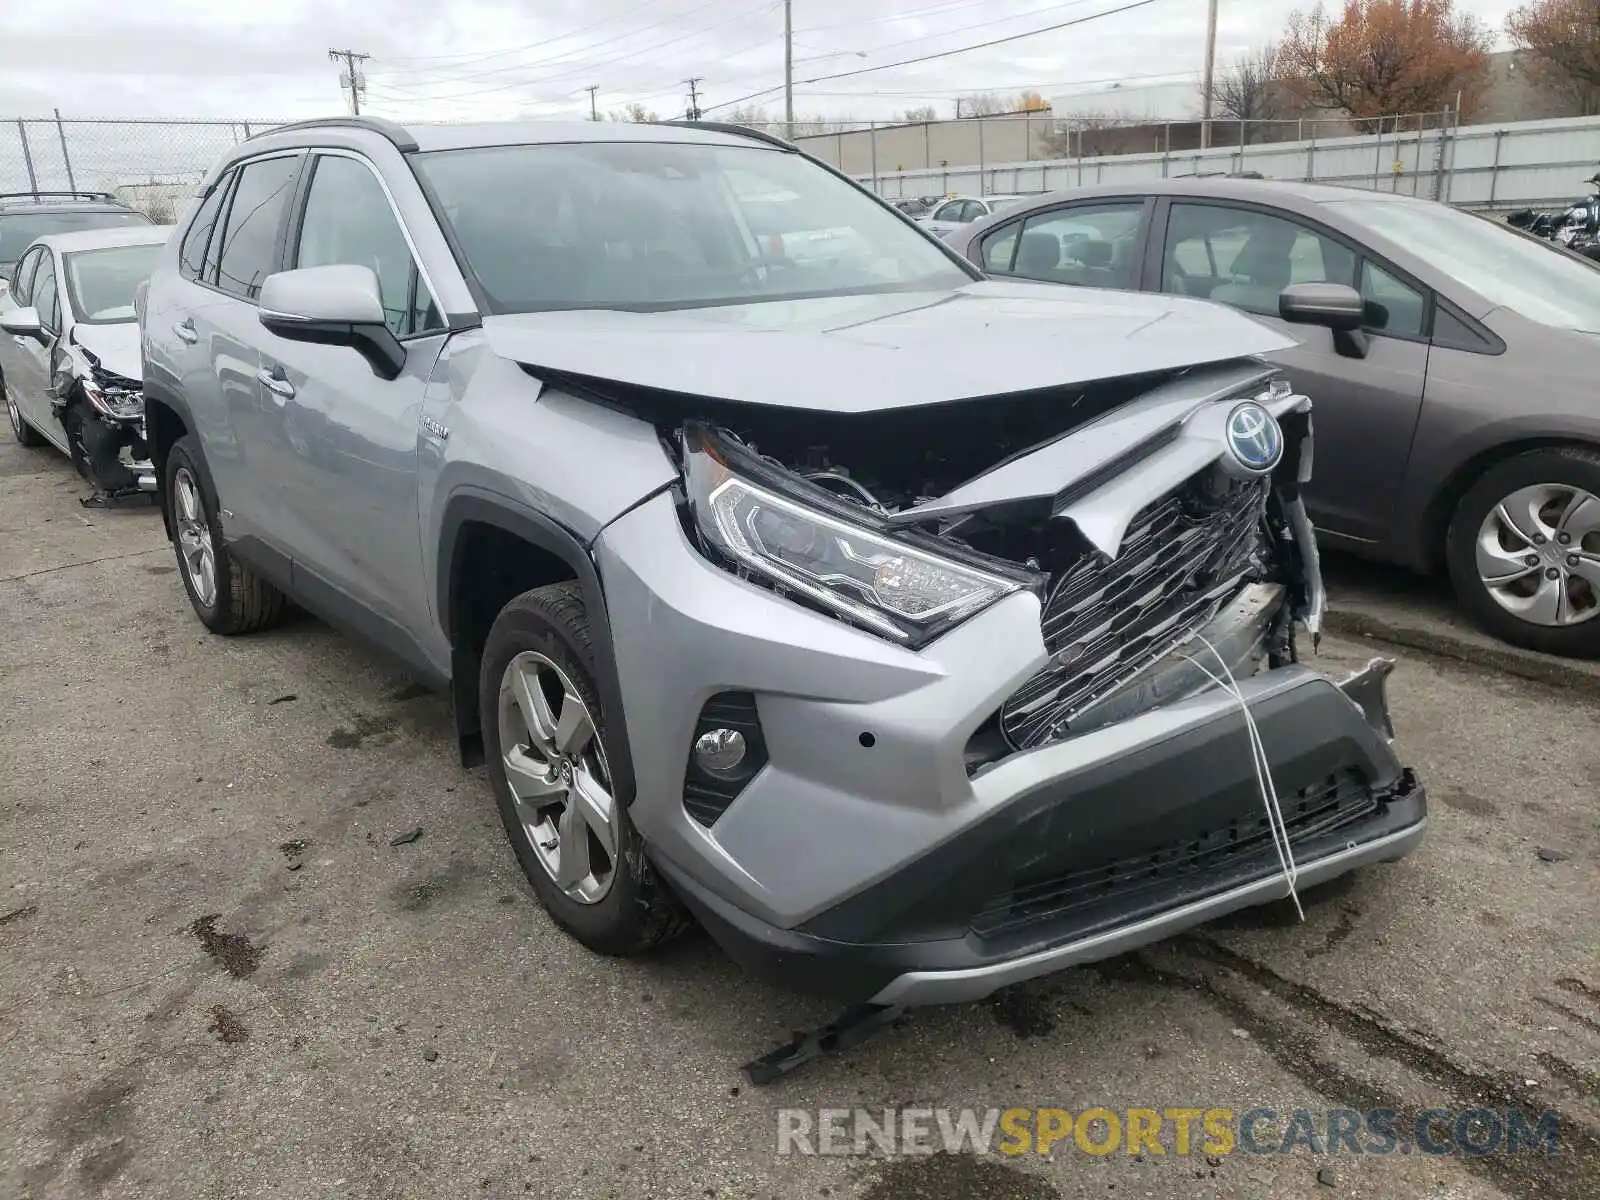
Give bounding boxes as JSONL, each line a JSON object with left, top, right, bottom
{"left": 1, "top": 433, "right": 1597, "bottom": 1200}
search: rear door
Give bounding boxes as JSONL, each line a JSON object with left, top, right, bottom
{"left": 1152, "top": 199, "right": 1431, "bottom": 544}
{"left": 182, "top": 152, "right": 305, "bottom": 550}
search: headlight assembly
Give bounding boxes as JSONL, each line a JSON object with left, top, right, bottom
{"left": 681, "top": 423, "right": 1037, "bottom": 647}
{"left": 82, "top": 377, "right": 144, "bottom": 420}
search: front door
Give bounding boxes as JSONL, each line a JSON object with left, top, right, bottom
{"left": 3, "top": 248, "right": 66, "bottom": 449}
{"left": 255, "top": 151, "right": 447, "bottom": 663}
{"left": 1156, "top": 200, "right": 1430, "bottom": 544}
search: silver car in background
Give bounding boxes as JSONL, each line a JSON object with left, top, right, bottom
{"left": 0, "top": 224, "right": 172, "bottom": 499}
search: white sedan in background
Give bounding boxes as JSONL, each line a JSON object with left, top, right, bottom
{"left": 0, "top": 223, "right": 172, "bottom": 500}
{"left": 919, "top": 194, "right": 1032, "bottom": 238}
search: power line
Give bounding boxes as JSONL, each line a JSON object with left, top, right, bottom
{"left": 328, "top": 48, "right": 371, "bottom": 116}
{"left": 365, "top": 4, "right": 780, "bottom": 104}
{"left": 703, "top": 0, "right": 1168, "bottom": 114}
{"left": 373, "top": 0, "right": 753, "bottom": 86}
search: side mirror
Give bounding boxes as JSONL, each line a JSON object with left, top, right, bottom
{"left": 1278, "top": 281, "right": 1370, "bottom": 360}
{"left": 0, "top": 305, "right": 46, "bottom": 344}
{"left": 258, "top": 264, "right": 404, "bottom": 380}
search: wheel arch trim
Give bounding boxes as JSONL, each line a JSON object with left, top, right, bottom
{"left": 1400, "top": 419, "right": 1600, "bottom": 571}
{"left": 436, "top": 487, "right": 638, "bottom": 805}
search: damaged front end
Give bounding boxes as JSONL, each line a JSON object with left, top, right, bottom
{"left": 583, "top": 351, "right": 1423, "bottom": 1011}
{"left": 53, "top": 339, "right": 157, "bottom": 500}
{"left": 668, "top": 359, "right": 1328, "bottom": 762}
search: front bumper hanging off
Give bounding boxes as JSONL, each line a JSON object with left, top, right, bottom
{"left": 654, "top": 656, "right": 1425, "bottom": 1008}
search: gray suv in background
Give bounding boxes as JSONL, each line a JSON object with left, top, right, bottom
{"left": 140, "top": 117, "right": 1425, "bottom": 1008}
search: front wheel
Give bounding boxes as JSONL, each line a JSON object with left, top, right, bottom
{"left": 1446, "top": 447, "right": 1600, "bottom": 657}
{"left": 4, "top": 381, "right": 45, "bottom": 447}
{"left": 480, "top": 582, "right": 690, "bottom": 955}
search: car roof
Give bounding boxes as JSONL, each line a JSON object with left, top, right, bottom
{"left": 0, "top": 193, "right": 134, "bottom": 214}
{"left": 240, "top": 116, "right": 776, "bottom": 159}
{"left": 989, "top": 176, "right": 1431, "bottom": 213}
{"left": 31, "top": 224, "right": 173, "bottom": 254}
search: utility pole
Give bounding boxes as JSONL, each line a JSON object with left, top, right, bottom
{"left": 1200, "top": 0, "right": 1218, "bottom": 150}
{"left": 783, "top": 0, "right": 794, "bottom": 140}
{"left": 328, "top": 48, "right": 370, "bottom": 116}
{"left": 684, "top": 77, "right": 703, "bottom": 121}
{"left": 584, "top": 86, "right": 600, "bottom": 121}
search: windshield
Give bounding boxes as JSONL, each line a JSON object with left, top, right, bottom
{"left": 1327, "top": 198, "right": 1600, "bottom": 331}
{"left": 0, "top": 211, "right": 149, "bottom": 268}
{"left": 412, "top": 141, "right": 972, "bottom": 313}
{"left": 64, "top": 242, "right": 162, "bottom": 324}
{"left": 990, "top": 197, "right": 1029, "bottom": 213}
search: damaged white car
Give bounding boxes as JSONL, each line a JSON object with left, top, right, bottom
{"left": 1, "top": 224, "right": 171, "bottom": 503}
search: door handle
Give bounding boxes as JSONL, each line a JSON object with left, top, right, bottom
{"left": 172, "top": 319, "right": 198, "bottom": 345}
{"left": 256, "top": 366, "right": 296, "bottom": 401}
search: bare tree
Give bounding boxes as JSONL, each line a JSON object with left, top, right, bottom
{"left": 1507, "top": 0, "right": 1600, "bottom": 116}
{"left": 724, "top": 104, "right": 772, "bottom": 125}
{"left": 606, "top": 103, "right": 659, "bottom": 122}
{"left": 957, "top": 92, "right": 1009, "bottom": 117}
{"left": 901, "top": 105, "right": 939, "bottom": 123}
{"left": 1039, "top": 108, "right": 1145, "bottom": 158}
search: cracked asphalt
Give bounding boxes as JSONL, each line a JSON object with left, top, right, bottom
{"left": 1, "top": 430, "right": 1597, "bottom": 1200}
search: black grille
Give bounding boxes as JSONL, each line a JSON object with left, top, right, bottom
{"left": 1000, "top": 475, "right": 1271, "bottom": 749}
{"left": 969, "top": 770, "right": 1377, "bottom": 940}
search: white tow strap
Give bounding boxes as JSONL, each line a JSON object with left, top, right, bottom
{"left": 1182, "top": 633, "right": 1304, "bottom": 922}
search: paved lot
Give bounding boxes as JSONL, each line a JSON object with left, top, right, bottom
{"left": 1, "top": 432, "right": 1597, "bottom": 1200}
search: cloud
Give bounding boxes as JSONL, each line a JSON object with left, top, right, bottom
{"left": 0, "top": 0, "right": 1520, "bottom": 126}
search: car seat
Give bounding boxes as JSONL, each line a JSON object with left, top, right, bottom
{"left": 1207, "top": 226, "right": 1293, "bottom": 315}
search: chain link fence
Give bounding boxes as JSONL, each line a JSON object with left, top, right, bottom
{"left": 770, "top": 111, "right": 1458, "bottom": 180}
{"left": 5, "top": 110, "right": 1594, "bottom": 219}
{"left": 1, "top": 117, "right": 290, "bottom": 219}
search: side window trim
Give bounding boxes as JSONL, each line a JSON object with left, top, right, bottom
{"left": 285, "top": 149, "right": 445, "bottom": 341}
{"left": 1153, "top": 197, "right": 1435, "bottom": 342}
{"left": 34, "top": 254, "right": 60, "bottom": 335}
{"left": 197, "top": 150, "right": 305, "bottom": 304}
{"left": 12, "top": 246, "right": 43, "bottom": 304}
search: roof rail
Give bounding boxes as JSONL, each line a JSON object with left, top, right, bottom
{"left": 247, "top": 115, "right": 419, "bottom": 153}
{"left": 651, "top": 120, "right": 796, "bottom": 151}
{"left": 0, "top": 189, "right": 119, "bottom": 203}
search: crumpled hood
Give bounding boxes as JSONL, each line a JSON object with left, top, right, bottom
{"left": 481, "top": 279, "right": 1297, "bottom": 412}
{"left": 70, "top": 320, "right": 142, "bottom": 384}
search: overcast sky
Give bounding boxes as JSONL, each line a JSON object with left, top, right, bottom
{"left": 0, "top": 0, "right": 1523, "bottom": 126}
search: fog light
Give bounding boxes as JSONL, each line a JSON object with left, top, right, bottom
{"left": 694, "top": 728, "right": 747, "bottom": 774}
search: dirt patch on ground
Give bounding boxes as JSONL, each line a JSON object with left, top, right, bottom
{"left": 208, "top": 1005, "right": 249, "bottom": 1045}
{"left": 188, "top": 915, "right": 264, "bottom": 978}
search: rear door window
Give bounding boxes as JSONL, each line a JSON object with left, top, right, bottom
{"left": 180, "top": 172, "right": 233, "bottom": 282}
{"left": 1002, "top": 202, "right": 1145, "bottom": 289}
{"left": 213, "top": 154, "right": 302, "bottom": 300}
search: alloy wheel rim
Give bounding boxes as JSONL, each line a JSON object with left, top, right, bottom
{"left": 1475, "top": 483, "right": 1600, "bottom": 627}
{"left": 5, "top": 392, "right": 19, "bottom": 436}
{"left": 172, "top": 466, "right": 218, "bottom": 609}
{"left": 497, "top": 650, "right": 617, "bottom": 904}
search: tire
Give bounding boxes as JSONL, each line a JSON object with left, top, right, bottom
{"left": 1445, "top": 446, "right": 1600, "bottom": 658}
{"left": 164, "top": 435, "right": 288, "bottom": 635}
{"left": 480, "top": 582, "right": 691, "bottom": 955}
{"left": 4, "top": 376, "right": 46, "bottom": 447}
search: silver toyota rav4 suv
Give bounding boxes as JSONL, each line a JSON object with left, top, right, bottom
{"left": 141, "top": 117, "right": 1425, "bottom": 1010}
